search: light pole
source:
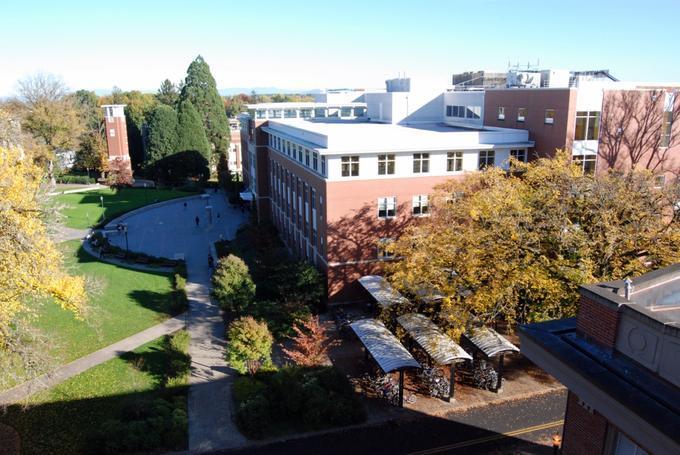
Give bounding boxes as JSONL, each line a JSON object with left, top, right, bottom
{"left": 100, "top": 195, "right": 105, "bottom": 221}
{"left": 143, "top": 183, "right": 148, "bottom": 204}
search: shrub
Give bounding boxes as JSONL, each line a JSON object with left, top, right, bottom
{"left": 282, "top": 316, "right": 332, "bottom": 367}
{"left": 233, "top": 376, "right": 267, "bottom": 403}
{"left": 171, "top": 272, "right": 188, "bottom": 314}
{"left": 57, "top": 175, "right": 96, "bottom": 184}
{"left": 212, "top": 255, "right": 256, "bottom": 313}
{"left": 237, "top": 395, "right": 272, "bottom": 439}
{"left": 226, "top": 316, "right": 273, "bottom": 374}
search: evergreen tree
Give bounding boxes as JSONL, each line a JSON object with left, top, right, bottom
{"left": 179, "top": 56, "right": 230, "bottom": 156}
{"left": 156, "top": 79, "right": 179, "bottom": 106}
{"left": 145, "top": 104, "right": 179, "bottom": 166}
{"left": 176, "top": 99, "right": 210, "bottom": 159}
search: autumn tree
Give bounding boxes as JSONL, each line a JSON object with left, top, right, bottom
{"left": 72, "top": 90, "right": 106, "bottom": 177}
{"left": 387, "top": 152, "right": 680, "bottom": 334}
{"left": 16, "top": 73, "right": 84, "bottom": 184}
{"left": 179, "top": 56, "right": 230, "bottom": 157}
{"left": 0, "top": 146, "right": 87, "bottom": 361}
{"left": 226, "top": 316, "right": 273, "bottom": 375}
{"left": 282, "top": 316, "right": 332, "bottom": 367}
{"left": 212, "top": 254, "right": 256, "bottom": 313}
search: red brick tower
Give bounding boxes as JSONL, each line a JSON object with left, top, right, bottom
{"left": 102, "top": 104, "right": 133, "bottom": 181}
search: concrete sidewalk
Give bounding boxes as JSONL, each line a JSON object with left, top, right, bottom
{"left": 0, "top": 313, "right": 187, "bottom": 406}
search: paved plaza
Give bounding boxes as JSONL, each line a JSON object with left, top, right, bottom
{"left": 106, "top": 192, "right": 249, "bottom": 451}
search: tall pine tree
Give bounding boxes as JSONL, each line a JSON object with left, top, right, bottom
{"left": 145, "top": 104, "right": 178, "bottom": 166}
{"left": 176, "top": 99, "right": 211, "bottom": 159}
{"left": 179, "top": 56, "right": 230, "bottom": 157}
{"left": 156, "top": 79, "right": 179, "bottom": 106}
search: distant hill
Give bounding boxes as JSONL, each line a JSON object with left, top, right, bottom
{"left": 219, "top": 87, "right": 323, "bottom": 96}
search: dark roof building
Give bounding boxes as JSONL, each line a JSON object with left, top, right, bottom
{"left": 520, "top": 264, "right": 680, "bottom": 455}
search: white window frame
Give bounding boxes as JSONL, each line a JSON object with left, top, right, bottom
{"left": 341, "top": 155, "right": 360, "bottom": 177}
{"left": 413, "top": 153, "right": 430, "bottom": 173}
{"left": 377, "top": 238, "right": 395, "bottom": 259}
{"left": 478, "top": 150, "right": 495, "bottom": 169}
{"left": 412, "top": 195, "right": 429, "bottom": 216}
{"left": 498, "top": 106, "right": 505, "bottom": 120}
{"left": 378, "top": 154, "right": 395, "bottom": 175}
{"left": 447, "top": 151, "right": 463, "bottom": 172}
{"left": 545, "top": 109, "right": 555, "bottom": 125}
{"left": 517, "top": 108, "right": 527, "bottom": 122}
{"left": 510, "top": 149, "right": 527, "bottom": 162}
{"left": 377, "top": 196, "right": 396, "bottom": 219}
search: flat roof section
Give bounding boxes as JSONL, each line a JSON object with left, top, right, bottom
{"left": 350, "top": 318, "right": 421, "bottom": 373}
{"left": 397, "top": 313, "right": 472, "bottom": 365}
{"left": 358, "top": 275, "right": 410, "bottom": 310}
{"left": 267, "top": 119, "right": 534, "bottom": 153}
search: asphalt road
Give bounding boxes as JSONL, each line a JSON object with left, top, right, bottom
{"left": 217, "top": 389, "right": 567, "bottom": 455}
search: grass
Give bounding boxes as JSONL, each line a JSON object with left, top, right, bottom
{"left": 1, "top": 240, "right": 178, "bottom": 392}
{"left": 55, "top": 187, "right": 198, "bottom": 229}
{"left": 0, "top": 331, "right": 190, "bottom": 455}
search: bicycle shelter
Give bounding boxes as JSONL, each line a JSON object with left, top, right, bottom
{"left": 461, "top": 325, "right": 519, "bottom": 392}
{"left": 358, "top": 275, "right": 409, "bottom": 311}
{"left": 350, "top": 318, "right": 421, "bottom": 407}
{"left": 397, "top": 313, "right": 472, "bottom": 401}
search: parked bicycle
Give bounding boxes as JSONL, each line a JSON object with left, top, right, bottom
{"left": 419, "top": 367, "right": 450, "bottom": 399}
{"left": 333, "top": 307, "right": 352, "bottom": 337}
{"left": 363, "top": 373, "right": 416, "bottom": 406}
{"left": 472, "top": 359, "right": 498, "bottom": 391}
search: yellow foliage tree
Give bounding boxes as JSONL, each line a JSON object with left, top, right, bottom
{"left": 0, "top": 146, "right": 87, "bottom": 348}
{"left": 386, "top": 151, "right": 680, "bottom": 336}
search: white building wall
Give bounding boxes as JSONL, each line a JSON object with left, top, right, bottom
{"left": 443, "top": 91, "right": 485, "bottom": 128}
{"left": 573, "top": 85, "right": 605, "bottom": 156}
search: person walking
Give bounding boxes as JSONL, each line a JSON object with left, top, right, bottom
{"left": 195, "top": 216, "right": 200, "bottom": 227}
{"left": 183, "top": 202, "right": 187, "bottom": 210}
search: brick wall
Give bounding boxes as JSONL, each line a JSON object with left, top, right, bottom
{"left": 576, "top": 294, "right": 620, "bottom": 348}
{"left": 562, "top": 391, "right": 609, "bottom": 455}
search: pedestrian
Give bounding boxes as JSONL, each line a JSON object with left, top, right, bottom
{"left": 217, "top": 213, "right": 220, "bottom": 219}
{"left": 195, "top": 216, "right": 200, "bottom": 226}
{"left": 183, "top": 202, "right": 187, "bottom": 210}
{"left": 208, "top": 254, "right": 214, "bottom": 269}
{"left": 214, "top": 187, "right": 218, "bottom": 193}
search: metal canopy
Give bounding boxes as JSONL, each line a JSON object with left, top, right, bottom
{"left": 463, "top": 326, "right": 519, "bottom": 358}
{"left": 350, "top": 318, "right": 421, "bottom": 373}
{"left": 358, "top": 275, "right": 409, "bottom": 310}
{"left": 397, "top": 313, "right": 472, "bottom": 365}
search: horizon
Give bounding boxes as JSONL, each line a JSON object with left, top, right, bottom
{"left": 2, "top": 0, "right": 680, "bottom": 97}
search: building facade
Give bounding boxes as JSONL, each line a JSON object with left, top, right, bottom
{"left": 228, "top": 118, "right": 242, "bottom": 177}
{"left": 520, "top": 265, "right": 680, "bottom": 455}
{"left": 102, "top": 104, "right": 133, "bottom": 177}
{"left": 241, "top": 86, "right": 533, "bottom": 301}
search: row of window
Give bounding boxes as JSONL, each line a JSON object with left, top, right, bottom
{"left": 268, "top": 134, "right": 327, "bottom": 176}
{"left": 253, "top": 106, "right": 367, "bottom": 120}
{"left": 495, "top": 107, "right": 602, "bottom": 140}
{"left": 497, "top": 106, "right": 555, "bottom": 124}
{"left": 377, "top": 195, "right": 429, "bottom": 219}
{"left": 268, "top": 159, "right": 322, "bottom": 254}
{"left": 341, "top": 149, "right": 527, "bottom": 177}
{"left": 446, "top": 105, "right": 481, "bottom": 119}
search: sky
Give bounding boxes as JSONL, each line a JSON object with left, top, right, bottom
{"left": 1, "top": 0, "right": 679, "bottom": 97}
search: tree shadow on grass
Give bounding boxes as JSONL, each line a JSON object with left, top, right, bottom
{"left": 119, "top": 333, "right": 190, "bottom": 389}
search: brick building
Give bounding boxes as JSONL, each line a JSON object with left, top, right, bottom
{"left": 519, "top": 265, "right": 680, "bottom": 455}
{"left": 102, "top": 104, "right": 133, "bottom": 178}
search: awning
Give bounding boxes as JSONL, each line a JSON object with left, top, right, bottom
{"left": 350, "top": 318, "right": 421, "bottom": 373}
{"left": 358, "top": 275, "right": 409, "bottom": 310}
{"left": 239, "top": 191, "right": 254, "bottom": 202}
{"left": 463, "top": 326, "right": 519, "bottom": 358}
{"left": 397, "top": 313, "right": 471, "bottom": 365}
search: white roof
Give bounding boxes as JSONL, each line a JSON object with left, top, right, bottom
{"left": 247, "top": 102, "right": 365, "bottom": 109}
{"left": 350, "top": 318, "right": 421, "bottom": 373}
{"left": 267, "top": 119, "right": 534, "bottom": 154}
{"left": 397, "top": 313, "right": 472, "bottom": 365}
{"left": 358, "top": 275, "right": 409, "bottom": 310}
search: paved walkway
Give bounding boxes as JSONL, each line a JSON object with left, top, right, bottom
{"left": 105, "top": 191, "right": 248, "bottom": 452}
{"left": 0, "top": 313, "right": 187, "bottom": 406}
{"left": 51, "top": 225, "right": 89, "bottom": 243}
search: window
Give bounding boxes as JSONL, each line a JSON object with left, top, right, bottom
{"left": 573, "top": 154, "right": 596, "bottom": 174}
{"left": 284, "top": 109, "right": 297, "bottom": 118}
{"left": 341, "top": 156, "right": 359, "bottom": 177}
{"left": 517, "top": 108, "right": 527, "bottom": 122}
{"left": 377, "top": 238, "right": 395, "bottom": 259}
{"left": 447, "top": 151, "right": 463, "bottom": 172}
{"left": 314, "top": 108, "right": 326, "bottom": 118}
{"left": 510, "top": 149, "right": 526, "bottom": 162}
{"left": 413, "top": 153, "right": 429, "bottom": 173}
{"left": 268, "top": 109, "right": 282, "bottom": 119}
{"left": 497, "top": 107, "right": 505, "bottom": 120}
{"left": 611, "top": 430, "right": 648, "bottom": 455}
{"left": 575, "top": 111, "right": 600, "bottom": 140}
{"left": 412, "top": 195, "right": 429, "bottom": 216}
{"left": 354, "top": 107, "right": 366, "bottom": 117}
{"left": 321, "top": 156, "right": 326, "bottom": 176}
{"left": 340, "top": 107, "right": 352, "bottom": 117}
{"left": 545, "top": 109, "right": 555, "bottom": 124}
{"left": 377, "top": 197, "right": 396, "bottom": 218}
{"left": 654, "top": 175, "right": 666, "bottom": 187}
{"left": 378, "top": 154, "right": 395, "bottom": 175}
{"left": 109, "top": 128, "right": 115, "bottom": 137}
{"left": 312, "top": 152, "right": 318, "bottom": 171}
{"left": 305, "top": 149, "right": 310, "bottom": 166}
{"left": 660, "top": 111, "right": 673, "bottom": 147}
{"left": 466, "top": 106, "right": 481, "bottom": 119}
{"left": 300, "top": 108, "right": 312, "bottom": 118}
{"left": 256, "top": 109, "right": 266, "bottom": 119}
{"left": 446, "top": 105, "right": 467, "bottom": 118}
{"left": 478, "top": 150, "right": 495, "bottom": 169}
{"left": 328, "top": 108, "right": 339, "bottom": 117}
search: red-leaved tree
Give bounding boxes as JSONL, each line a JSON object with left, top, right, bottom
{"left": 282, "top": 316, "right": 332, "bottom": 367}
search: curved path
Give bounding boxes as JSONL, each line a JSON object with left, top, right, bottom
{"left": 106, "top": 191, "right": 249, "bottom": 452}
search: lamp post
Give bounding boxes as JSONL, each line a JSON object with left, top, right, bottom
{"left": 143, "top": 183, "right": 148, "bottom": 204}
{"left": 100, "top": 195, "right": 105, "bottom": 221}
{"left": 552, "top": 433, "right": 562, "bottom": 454}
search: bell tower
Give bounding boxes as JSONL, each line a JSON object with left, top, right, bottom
{"left": 102, "top": 104, "right": 132, "bottom": 175}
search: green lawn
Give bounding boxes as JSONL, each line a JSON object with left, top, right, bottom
{"left": 55, "top": 187, "right": 197, "bottom": 229}
{"left": 0, "top": 332, "right": 189, "bottom": 455}
{"left": 1, "top": 241, "right": 177, "bottom": 392}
